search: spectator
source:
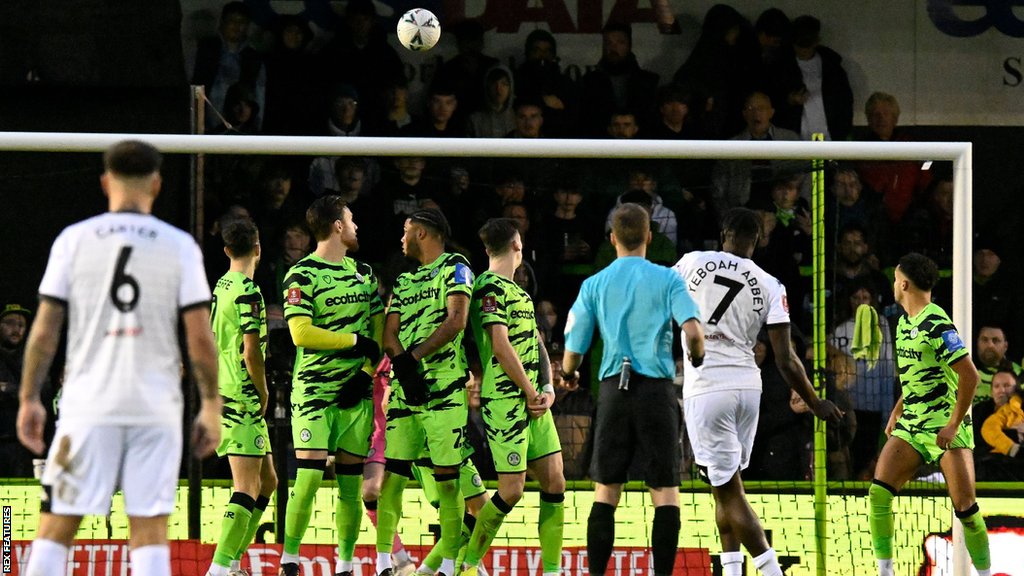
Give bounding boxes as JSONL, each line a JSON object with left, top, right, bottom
{"left": 855, "top": 92, "right": 931, "bottom": 222}
{"left": 831, "top": 224, "right": 895, "bottom": 311}
{"left": 318, "top": 0, "right": 403, "bottom": 112}
{"left": 549, "top": 349, "right": 596, "bottom": 480}
{"left": 594, "top": 190, "right": 677, "bottom": 270}
{"left": 204, "top": 205, "right": 252, "bottom": 287}
{"left": 825, "top": 165, "right": 889, "bottom": 263}
{"left": 674, "top": 4, "right": 760, "bottom": 138}
{"left": 538, "top": 178, "right": 601, "bottom": 267}
{"left": 974, "top": 370, "right": 1019, "bottom": 459}
{"left": 767, "top": 15, "right": 854, "bottom": 141}
{"left": 646, "top": 83, "right": 701, "bottom": 140}
{"left": 334, "top": 158, "right": 370, "bottom": 204}
{"left": 711, "top": 91, "right": 800, "bottom": 215}
{"left": 0, "top": 304, "right": 34, "bottom": 477}
{"left": 215, "top": 82, "right": 261, "bottom": 135}
{"left": 974, "top": 326, "right": 1022, "bottom": 405}
{"left": 262, "top": 14, "right": 319, "bottom": 136}
{"left": 980, "top": 381, "right": 1024, "bottom": 476}
{"left": 828, "top": 278, "right": 896, "bottom": 479}
{"left": 360, "top": 157, "right": 439, "bottom": 263}
{"left": 536, "top": 300, "right": 564, "bottom": 348}
{"left": 406, "top": 83, "right": 464, "bottom": 138}
{"left": 754, "top": 8, "right": 792, "bottom": 67}
{"left": 506, "top": 98, "right": 545, "bottom": 138}
{"left": 971, "top": 235, "right": 1022, "bottom": 347}
{"left": 192, "top": 2, "right": 266, "bottom": 132}
{"left": 466, "top": 66, "right": 516, "bottom": 138}
{"left": 750, "top": 201, "right": 803, "bottom": 324}
{"left": 581, "top": 22, "right": 659, "bottom": 138}
{"left": 308, "top": 84, "right": 381, "bottom": 199}
{"left": 256, "top": 221, "right": 314, "bottom": 306}
{"left": 765, "top": 170, "right": 812, "bottom": 267}
{"left": 514, "top": 29, "right": 579, "bottom": 137}
{"left": 900, "top": 172, "right": 954, "bottom": 269}
{"left": 502, "top": 203, "right": 540, "bottom": 297}
{"left": 363, "top": 78, "right": 413, "bottom": 137}
{"left": 435, "top": 19, "right": 498, "bottom": 122}
{"left": 606, "top": 110, "right": 640, "bottom": 139}
{"left": 604, "top": 170, "right": 678, "bottom": 246}
{"left": 250, "top": 164, "right": 311, "bottom": 261}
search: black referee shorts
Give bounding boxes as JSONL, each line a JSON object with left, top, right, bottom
{"left": 589, "top": 374, "right": 681, "bottom": 488}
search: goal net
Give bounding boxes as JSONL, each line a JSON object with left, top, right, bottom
{"left": 1, "top": 134, "right": 1010, "bottom": 576}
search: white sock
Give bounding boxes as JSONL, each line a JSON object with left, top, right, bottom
{"left": 415, "top": 564, "right": 435, "bottom": 575}
{"left": 25, "top": 539, "right": 68, "bottom": 576}
{"left": 378, "top": 552, "right": 394, "bottom": 573}
{"left": 721, "top": 551, "right": 744, "bottom": 576}
{"left": 394, "top": 549, "right": 411, "bottom": 564}
{"left": 207, "top": 563, "right": 230, "bottom": 576}
{"left": 975, "top": 569, "right": 991, "bottom": 576}
{"left": 439, "top": 558, "right": 456, "bottom": 576}
{"left": 281, "top": 552, "right": 301, "bottom": 565}
{"left": 337, "top": 559, "right": 354, "bottom": 573}
{"left": 230, "top": 559, "right": 242, "bottom": 571}
{"left": 752, "top": 549, "right": 782, "bottom": 576}
{"left": 130, "top": 544, "right": 171, "bottom": 576}
{"left": 542, "top": 573, "right": 560, "bottom": 576}
{"left": 877, "top": 558, "right": 894, "bottom": 576}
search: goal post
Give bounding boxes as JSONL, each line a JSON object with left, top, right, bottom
{"left": 0, "top": 132, "right": 975, "bottom": 576}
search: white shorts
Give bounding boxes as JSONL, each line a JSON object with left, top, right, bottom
{"left": 684, "top": 389, "right": 760, "bottom": 487}
{"left": 41, "top": 423, "right": 182, "bottom": 517}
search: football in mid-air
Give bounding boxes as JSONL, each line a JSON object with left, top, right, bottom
{"left": 397, "top": 9, "right": 441, "bottom": 52}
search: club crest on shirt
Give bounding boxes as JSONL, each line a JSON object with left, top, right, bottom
{"left": 472, "top": 474, "right": 483, "bottom": 487}
{"left": 782, "top": 294, "right": 789, "bottom": 313}
{"left": 911, "top": 328, "right": 919, "bottom": 339}
{"left": 431, "top": 268, "right": 440, "bottom": 278}
{"left": 356, "top": 272, "right": 364, "bottom": 282}
{"left": 481, "top": 296, "right": 497, "bottom": 313}
{"left": 322, "top": 275, "right": 333, "bottom": 284}
{"left": 507, "top": 453, "right": 521, "bottom": 466}
{"left": 255, "top": 435, "right": 265, "bottom": 450}
{"left": 287, "top": 288, "right": 302, "bottom": 305}
{"left": 299, "top": 428, "right": 311, "bottom": 442}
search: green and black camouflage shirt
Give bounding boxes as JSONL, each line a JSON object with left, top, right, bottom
{"left": 283, "top": 254, "right": 383, "bottom": 412}
{"left": 470, "top": 271, "right": 540, "bottom": 400}
{"left": 211, "top": 272, "right": 267, "bottom": 414}
{"left": 895, "top": 303, "right": 970, "bottom": 432}
{"left": 390, "top": 252, "right": 474, "bottom": 380}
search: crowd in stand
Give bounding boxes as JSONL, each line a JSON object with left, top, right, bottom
{"left": 2, "top": 2, "right": 1023, "bottom": 482}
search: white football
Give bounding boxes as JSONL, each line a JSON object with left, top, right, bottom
{"left": 397, "top": 8, "right": 441, "bottom": 52}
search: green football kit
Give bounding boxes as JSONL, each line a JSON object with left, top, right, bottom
{"left": 211, "top": 271, "right": 268, "bottom": 458}
{"left": 470, "top": 270, "right": 560, "bottom": 473}
{"left": 385, "top": 252, "right": 473, "bottom": 467}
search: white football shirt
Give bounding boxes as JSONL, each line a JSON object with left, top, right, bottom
{"left": 38, "top": 212, "right": 211, "bottom": 426}
{"left": 672, "top": 251, "right": 789, "bottom": 398}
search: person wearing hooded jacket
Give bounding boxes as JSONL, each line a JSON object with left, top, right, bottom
{"left": 515, "top": 29, "right": 579, "bottom": 138}
{"left": 466, "top": 66, "right": 516, "bottom": 138}
{"left": 580, "top": 22, "right": 658, "bottom": 138}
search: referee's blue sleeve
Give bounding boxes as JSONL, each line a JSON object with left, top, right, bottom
{"left": 564, "top": 284, "right": 596, "bottom": 354}
{"left": 669, "top": 272, "right": 700, "bottom": 324}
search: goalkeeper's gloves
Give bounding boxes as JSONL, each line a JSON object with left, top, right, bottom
{"left": 392, "top": 352, "right": 428, "bottom": 406}
{"left": 351, "top": 335, "right": 381, "bottom": 363}
{"left": 337, "top": 370, "right": 373, "bottom": 409}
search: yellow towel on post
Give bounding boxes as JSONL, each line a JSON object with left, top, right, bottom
{"left": 851, "top": 304, "right": 882, "bottom": 369}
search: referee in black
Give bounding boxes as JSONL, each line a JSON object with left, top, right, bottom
{"left": 562, "top": 204, "right": 705, "bottom": 576}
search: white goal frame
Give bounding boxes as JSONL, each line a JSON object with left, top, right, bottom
{"left": 0, "top": 132, "right": 974, "bottom": 576}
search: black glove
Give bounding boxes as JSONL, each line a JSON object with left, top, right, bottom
{"left": 392, "top": 352, "right": 428, "bottom": 406}
{"left": 691, "top": 355, "right": 704, "bottom": 368}
{"left": 352, "top": 335, "right": 381, "bottom": 363}
{"left": 337, "top": 370, "right": 373, "bottom": 409}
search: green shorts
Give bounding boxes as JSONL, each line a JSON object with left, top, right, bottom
{"left": 892, "top": 419, "right": 974, "bottom": 465}
{"left": 413, "top": 458, "right": 487, "bottom": 508}
{"left": 291, "top": 397, "right": 373, "bottom": 457}
{"left": 385, "top": 375, "right": 469, "bottom": 467}
{"left": 482, "top": 396, "right": 562, "bottom": 474}
{"left": 218, "top": 403, "right": 269, "bottom": 458}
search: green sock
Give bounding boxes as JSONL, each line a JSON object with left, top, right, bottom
{"left": 957, "top": 506, "right": 991, "bottom": 571}
{"left": 454, "top": 513, "right": 473, "bottom": 568}
{"left": 285, "top": 464, "right": 324, "bottom": 556}
{"left": 538, "top": 493, "right": 565, "bottom": 574}
{"left": 435, "top": 476, "right": 465, "bottom": 560}
{"left": 465, "top": 497, "right": 510, "bottom": 567}
{"left": 234, "top": 495, "right": 271, "bottom": 561}
{"left": 868, "top": 481, "right": 895, "bottom": 560}
{"left": 422, "top": 541, "right": 443, "bottom": 572}
{"left": 336, "top": 470, "right": 363, "bottom": 562}
{"left": 377, "top": 472, "right": 408, "bottom": 553}
{"left": 213, "top": 492, "right": 255, "bottom": 567}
